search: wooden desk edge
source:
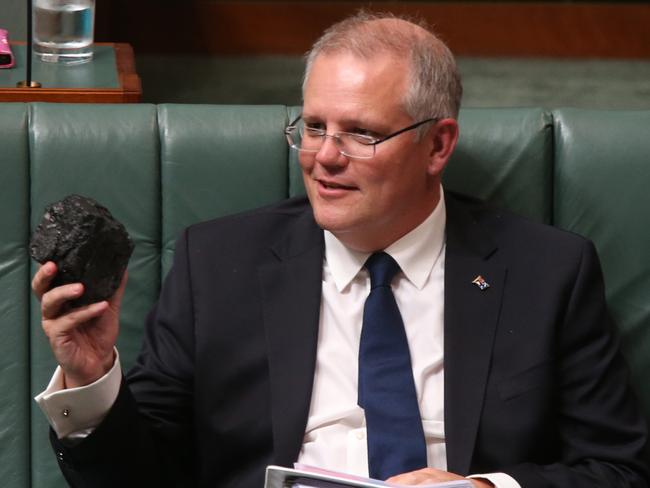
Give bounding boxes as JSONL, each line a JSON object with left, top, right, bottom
{"left": 0, "top": 42, "right": 142, "bottom": 103}
{"left": 114, "top": 43, "right": 142, "bottom": 99}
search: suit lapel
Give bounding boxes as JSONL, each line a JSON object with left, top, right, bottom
{"left": 259, "top": 209, "right": 324, "bottom": 467}
{"left": 443, "top": 195, "right": 506, "bottom": 475}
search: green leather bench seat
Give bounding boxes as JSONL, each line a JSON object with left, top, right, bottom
{"left": 553, "top": 109, "right": 650, "bottom": 411}
{"left": 0, "top": 103, "right": 647, "bottom": 488}
{"left": 0, "top": 103, "right": 30, "bottom": 488}
{"left": 159, "top": 105, "right": 291, "bottom": 271}
{"left": 446, "top": 108, "right": 553, "bottom": 224}
{"left": 28, "top": 104, "right": 161, "bottom": 488}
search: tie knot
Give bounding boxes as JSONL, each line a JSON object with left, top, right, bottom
{"left": 365, "top": 252, "right": 400, "bottom": 289}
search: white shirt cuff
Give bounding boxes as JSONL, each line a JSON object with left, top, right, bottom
{"left": 469, "top": 472, "right": 522, "bottom": 488}
{"left": 34, "top": 349, "right": 122, "bottom": 439}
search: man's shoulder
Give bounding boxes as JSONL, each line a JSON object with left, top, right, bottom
{"left": 447, "top": 191, "right": 592, "bottom": 257}
{"left": 189, "top": 195, "right": 313, "bottom": 235}
{"left": 165, "top": 196, "right": 321, "bottom": 289}
{"left": 179, "top": 196, "right": 319, "bottom": 256}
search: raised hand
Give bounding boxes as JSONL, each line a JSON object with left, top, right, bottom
{"left": 32, "top": 261, "right": 127, "bottom": 388}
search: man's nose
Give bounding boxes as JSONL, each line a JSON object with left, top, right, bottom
{"left": 316, "top": 135, "right": 348, "bottom": 167}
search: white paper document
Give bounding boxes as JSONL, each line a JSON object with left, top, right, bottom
{"left": 264, "top": 465, "right": 473, "bottom": 488}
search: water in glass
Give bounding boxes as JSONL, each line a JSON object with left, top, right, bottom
{"left": 33, "top": 0, "right": 95, "bottom": 64}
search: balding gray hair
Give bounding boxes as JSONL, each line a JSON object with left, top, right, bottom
{"left": 303, "top": 11, "right": 463, "bottom": 127}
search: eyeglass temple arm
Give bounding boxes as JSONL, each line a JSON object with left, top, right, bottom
{"left": 371, "top": 118, "right": 438, "bottom": 145}
{"left": 287, "top": 115, "right": 302, "bottom": 127}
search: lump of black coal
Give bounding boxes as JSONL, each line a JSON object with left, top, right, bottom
{"left": 30, "top": 194, "right": 134, "bottom": 307}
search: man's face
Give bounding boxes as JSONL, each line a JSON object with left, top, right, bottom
{"left": 301, "top": 52, "right": 441, "bottom": 251}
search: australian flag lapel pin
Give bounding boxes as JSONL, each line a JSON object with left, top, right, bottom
{"left": 472, "top": 275, "right": 490, "bottom": 290}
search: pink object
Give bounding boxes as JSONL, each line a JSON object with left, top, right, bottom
{"left": 0, "top": 28, "right": 16, "bottom": 68}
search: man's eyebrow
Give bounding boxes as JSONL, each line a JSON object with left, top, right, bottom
{"left": 301, "top": 115, "right": 388, "bottom": 131}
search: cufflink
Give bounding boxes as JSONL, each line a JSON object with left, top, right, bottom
{"left": 472, "top": 275, "right": 490, "bottom": 290}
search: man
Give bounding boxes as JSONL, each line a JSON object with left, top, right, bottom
{"left": 33, "top": 12, "right": 648, "bottom": 488}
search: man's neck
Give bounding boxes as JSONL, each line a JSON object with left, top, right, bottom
{"left": 333, "top": 191, "right": 442, "bottom": 253}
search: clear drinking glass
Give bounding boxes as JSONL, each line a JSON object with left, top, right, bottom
{"left": 33, "top": 0, "right": 95, "bottom": 64}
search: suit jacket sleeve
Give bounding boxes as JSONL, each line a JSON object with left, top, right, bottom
{"left": 48, "top": 197, "right": 319, "bottom": 488}
{"left": 501, "top": 240, "right": 649, "bottom": 487}
{"left": 50, "top": 228, "right": 197, "bottom": 487}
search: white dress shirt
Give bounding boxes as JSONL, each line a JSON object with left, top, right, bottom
{"left": 35, "top": 189, "right": 519, "bottom": 487}
{"left": 297, "top": 190, "right": 518, "bottom": 487}
{"left": 298, "top": 191, "right": 447, "bottom": 474}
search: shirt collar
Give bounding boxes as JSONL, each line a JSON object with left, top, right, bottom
{"left": 324, "top": 188, "right": 447, "bottom": 292}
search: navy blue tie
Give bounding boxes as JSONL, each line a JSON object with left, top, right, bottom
{"left": 358, "top": 252, "right": 427, "bottom": 480}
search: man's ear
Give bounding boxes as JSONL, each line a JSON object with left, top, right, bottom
{"left": 427, "top": 118, "right": 459, "bottom": 177}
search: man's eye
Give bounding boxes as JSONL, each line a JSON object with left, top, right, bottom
{"left": 348, "top": 134, "right": 376, "bottom": 146}
{"left": 304, "top": 123, "right": 325, "bottom": 131}
{"left": 304, "top": 127, "right": 324, "bottom": 138}
{"left": 352, "top": 128, "right": 379, "bottom": 138}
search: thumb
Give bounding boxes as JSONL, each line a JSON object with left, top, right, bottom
{"left": 108, "top": 270, "right": 129, "bottom": 310}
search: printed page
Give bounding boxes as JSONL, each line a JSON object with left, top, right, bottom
{"left": 265, "top": 465, "right": 473, "bottom": 488}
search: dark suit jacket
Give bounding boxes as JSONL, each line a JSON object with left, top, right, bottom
{"left": 52, "top": 193, "right": 649, "bottom": 488}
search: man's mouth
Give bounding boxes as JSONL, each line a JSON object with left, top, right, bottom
{"left": 318, "top": 179, "right": 356, "bottom": 190}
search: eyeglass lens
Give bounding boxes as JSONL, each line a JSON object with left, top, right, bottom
{"left": 289, "top": 121, "right": 375, "bottom": 159}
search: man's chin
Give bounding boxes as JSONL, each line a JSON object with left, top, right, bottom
{"left": 311, "top": 209, "right": 356, "bottom": 234}
{"left": 307, "top": 191, "right": 366, "bottom": 233}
